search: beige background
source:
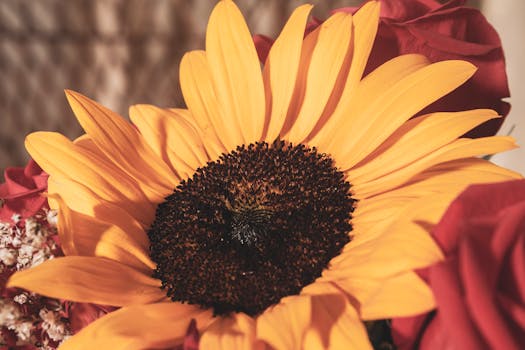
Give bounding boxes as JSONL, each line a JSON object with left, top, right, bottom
{"left": 1, "top": 0, "right": 522, "bottom": 176}
{"left": 484, "top": 0, "right": 525, "bottom": 175}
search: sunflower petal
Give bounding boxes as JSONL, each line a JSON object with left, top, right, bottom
{"left": 342, "top": 0, "right": 380, "bottom": 102}
{"left": 352, "top": 136, "right": 517, "bottom": 198}
{"left": 200, "top": 313, "right": 262, "bottom": 350}
{"left": 357, "top": 158, "right": 522, "bottom": 212}
{"left": 257, "top": 291, "right": 371, "bottom": 350}
{"left": 59, "top": 303, "right": 213, "bottom": 350}
{"left": 327, "top": 197, "right": 445, "bottom": 282}
{"left": 347, "top": 109, "right": 500, "bottom": 183}
{"left": 328, "top": 223, "right": 442, "bottom": 282}
{"left": 349, "top": 158, "right": 521, "bottom": 242}
{"left": 323, "top": 194, "right": 447, "bottom": 308}
{"left": 311, "top": 2, "right": 385, "bottom": 146}
{"left": 329, "top": 60, "right": 477, "bottom": 170}
{"left": 7, "top": 256, "right": 164, "bottom": 306}
{"left": 73, "top": 134, "right": 100, "bottom": 154}
{"left": 172, "top": 107, "right": 227, "bottom": 161}
{"left": 279, "top": 27, "right": 319, "bottom": 137}
{"left": 206, "top": 0, "right": 265, "bottom": 144}
{"left": 130, "top": 105, "right": 209, "bottom": 178}
{"left": 180, "top": 50, "right": 230, "bottom": 156}
{"left": 264, "top": 4, "right": 313, "bottom": 142}
{"left": 287, "top": 12, "right": 353, "bottom": 143}
{"left": 47, "top": 177, "right": 153, "bottom": 243}
{"left": 65, "top": 90, "right": 177, "bottom": 202}
{"left": 359, "top": 272, "right": 435, "bottom": 320}
{"left": 26, "top": 132, "right": 155, "bottom": 225}
{"left": 53, "top": 195, "right": 155, "bottom": 272}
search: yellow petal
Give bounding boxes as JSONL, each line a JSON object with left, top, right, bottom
{"left": 350, "top": 158, "right": 521, "bottom": 241}
{"left": 310, "top": 2, "right": 384, "bottom": 145}
{"left": 26, "top": 132, "right": 155, "bottom": 225}
{"left": 264, "top": 4, "right": 313, "bottom": 142}
{"left": 328, "top": 224, "right": 442, "bottom": 282}
{"left": 359, "top": 158, "right": 522, "bottom": 209}
{"left": 172, "top": 107, "right": 227, "bottom": 161}
{"left": 7, "top": 256, "right": 165, "bottom": 306}
{"left": 359, "top": 272, "right": 435, "bottom": 320}
{"left": 352, "top": 136, "right": 518, "bottom": 198}
{"left": 330, "top": 60, "right": 477, "bottom": 170}
{"left": 257, "top": 290, "right": 372, "bottom": 350}
{"left": 287, "top": 12, "right": 353, "bottom": 143}
{"left": 201, "top": 313, "right": 263, "bottom": 350}
{"left": 279, "top": 26, "right": 319, "bottom": 137}
{"left": 65, "top": 90, "right": 177, "bottom": 202}
{"left": 73, "top": 133, "right": 98, "bottom": 153}
{"left": 53, "top": 195, "right": 155, "bottom": 273}
{"left": 130, "top": 105, "right": 209, "bottom": 178}
{"left": 325, "top": 193, "right": 456, "bottom": 303}
{"left": 180, "top": 50, "right": 237, "bottom": 153}
{"left": 347, "top": 109, "right": 500, "bottom": 183}
{"left": 179, "top": 50, "right": 229, "bottom": 159}
{"left": 60, "top": 302, "right": 213, "bottom": 350}
{"left": 415, "top": 157, "right": 523, "bottom": 182}
{"left": 206, "top": 0, "right": 265, "bottom": 144}
{"left": 322, "top": 193, "right": 445, "bottom": 308}
{"left": 47, "top": 176, "right": 153, "bottom": 239}
{"left": 341, "top": 0, "right": 380, "bottom": 104}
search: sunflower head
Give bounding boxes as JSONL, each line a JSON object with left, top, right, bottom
{"left": 148, "top": 139, "right": 355, "bottom": 316}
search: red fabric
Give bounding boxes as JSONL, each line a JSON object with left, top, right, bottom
{"left": 0, "top": 159, "right": 48, "bottom": 222}
{"left": 392, "top": 180, "right": 525, "bottom": 350}
{"left": 253, "top": 0, "right": 509, "bottom": 138}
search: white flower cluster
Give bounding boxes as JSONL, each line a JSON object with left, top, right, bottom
{"left": 0, "top": 210, "right": 71, "bottom": 348}
{"left": 0, "top": 297, "right": 69, "bottom": 348}
{"left": 0, "top": 211, "right": 58, "bottom": 271}
{"left": 40, "top": 308, "right": 69, "bottom": 342}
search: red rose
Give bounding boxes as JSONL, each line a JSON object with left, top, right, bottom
{"left": 393, "top": 180, "right": 525, "bottom": 350}
{"left": 254, "top": 0, "right": 509, "bottom": 138}
{"left": 0, "top": 159, "right": 48, "bottom": 223}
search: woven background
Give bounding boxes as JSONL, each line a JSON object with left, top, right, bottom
{"left": 0, "top": 0, "right": 485, "bottom": 172}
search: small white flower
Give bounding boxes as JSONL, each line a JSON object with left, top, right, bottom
{"left": 13, "top": 294, "right": 28, "bottom": 305}
{"left": 0, "top": 301, "right": 20, "bottom": 326}
{"left": 29, "top": 232, "right": 47, "bottom": 248}
{"left": 0, "top": 248, "right": 17, "bottom": 266}
{"left": 11, "top": 214, "right": 21, "bottom": 224}
{"left": 14, "top": 320, "right": 33, "bottom": 341}
{"left": 46, "top": 210, "right": 58, "bottom": 227}
{"left": 11, "top": 235, "right": 22, "bottom": 248}
{"left": 31, "top": 249, "right": 49, "bottom": 267}
{"left": 25, "top": 217, "right": 39, "bottom": 234}
{"left": 40, "top": 309, "right": 68, "bottom": 342}
{"left": 16, "top": 244, "right": 35, "bottom": 269}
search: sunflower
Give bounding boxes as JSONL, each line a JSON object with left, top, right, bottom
{"left": 8, "top": 1, "right": 521, "bottom": 349}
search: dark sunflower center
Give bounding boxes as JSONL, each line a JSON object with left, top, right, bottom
{"left": 147, "top": 140, "right": 355, "bottom": 316}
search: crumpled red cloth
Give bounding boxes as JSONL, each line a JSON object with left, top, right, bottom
{"left": 254, "top": 0, "right": 510, "bottom": 138}
{"left": 0, "top": 159, "right": 49, "bottom": 223}
{"left": 393, "top": 180, "right": 525, "bottom": 350}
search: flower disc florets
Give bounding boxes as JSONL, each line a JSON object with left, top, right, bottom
{"left": 148, "top": 140, "right": 354, "bottom": 315}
